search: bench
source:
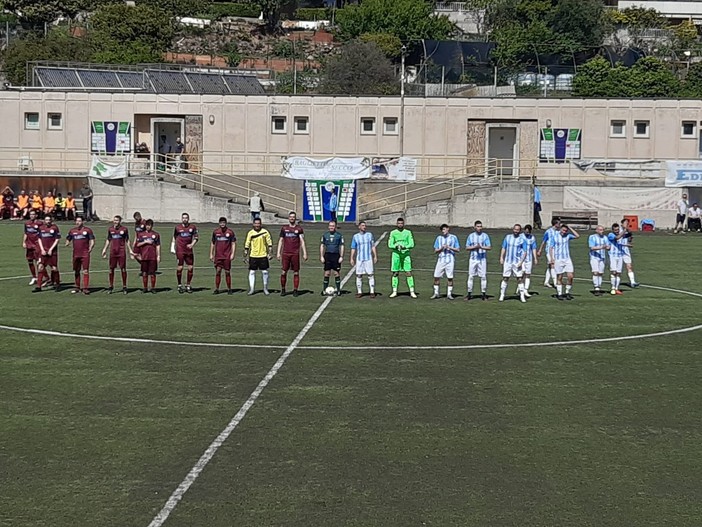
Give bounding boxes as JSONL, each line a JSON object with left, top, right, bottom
{"left": 552, "top": 210, "right": 598, "bottom": 229}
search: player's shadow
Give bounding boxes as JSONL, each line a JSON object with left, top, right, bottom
{"left": 152, "top": 287, "right": 172, "bottom": 294}
{"left": 187, "top": 287, "right": 210, "bottom": 293}
{"left": 395, "top": 291, "right": 418, "bottom": 298}
{"left": 291, "top": 289, "right": 314, "bottom": 296}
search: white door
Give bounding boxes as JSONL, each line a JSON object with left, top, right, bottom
{"left": 150, "top": 118, "right": 184, "bottom": 173}
{"left": 488, "top": 127, "right": 517, "bottom": 177}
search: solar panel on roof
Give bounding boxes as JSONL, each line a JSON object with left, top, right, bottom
{"left": 36, "top": 67, "right": 82, "bottom": 88}
{"left": 146, "top": 70, "right": 192, "bottom": 93}
{"left": 116, "top": 71, "right": 147, "bottom": 90}
{"left": 223, "top": 75, "right": 265, "bottom": 95}
{"left": 78, "top": 70, "right": 120, "bottom": 88}
{"left": 186, "top": 73, "right": 230, "bottom": 94}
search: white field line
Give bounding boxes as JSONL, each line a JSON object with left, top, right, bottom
{"left": 145, "top": 232, "right": 387, "bottom": 527}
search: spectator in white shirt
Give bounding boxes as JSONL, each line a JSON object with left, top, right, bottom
{"left": 675, "top": 194, "right": 689, "bottom": 233}
{"left": 687, "top": 202, "right": 701, "bottom": 232}
{"left": 248, "top": 192, "right": 264, "bottom": 221}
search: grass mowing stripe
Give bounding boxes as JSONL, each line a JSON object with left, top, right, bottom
{"left": 146, "top": 232, "right": 388, "bottom": 527}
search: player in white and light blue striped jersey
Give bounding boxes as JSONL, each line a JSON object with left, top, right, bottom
{"left": 465, "top": 220, "right": 491, "bottom": 300}
{"left": 538, "top": 217, "right": 561, "bottom": 288}
{"left": 549, "top": 224, "right": 580, "bottom": 300}
{"left": 349, "top": 221, "right": 377, "bottom": 297}
{"left": 588, "top": 225, "right": 610, "bottom": 295}
{"left": 607, "top": 223, "right": 626, "bottom": 295}
{"left": 499, "top": 224, "right": 528, "bottom": 303}
{"left": 620, "top": 218, "right": 639, "bottom": 287}
{"left": 432, "top": 224, "right": 461, "bottom": 299}
{"left": 519, "top": 224, "right": 539, "bottom": 296}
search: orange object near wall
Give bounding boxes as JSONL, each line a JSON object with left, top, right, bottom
{"left": 623, "top": 215, "right": 639, "bottom": 231}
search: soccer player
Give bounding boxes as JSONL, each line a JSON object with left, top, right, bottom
{"left": 66, "top": 216, "right": 95, "bottom": 295}
{"left": 172, "top": 212, "right": 199, "bottom": 293}
{"left": 674, "top": 193, "right": 689, "bottom": 233}
{"left": 64, "top": 192, "right": 76, "bottom": 220}
{"left": 388, "top": 217, "right": 416, "bottom": 298}
{"left": 30, "top": 191, "right": 43, "bottom": 215}
{"left": 499, "top": 224, "right": 528, "bottom": 303}
{"left": 42, "top": 191, "right": 56, "bottom": 217}
{"left": 620, "top": 218, "right": 639, "bottom": 287}
{"left": 320, "top": 220, "right": 344, "bottom": 296}
{"left": 210, "top": 216, "right": 237, "bottom": 295}
{"left": 588, "top": 225, "right": 610, "bottom": 296}
{"left": 135, "top": 219, "right": 161, "bottom": 293}
{"left": 1, "top": 186, "right": 15, "bottom": 220}
{"left": 538, "top": 218, "right": 560, "bottom": 288}
{"left": 350, "top": 221, "right": 377, "bottom": 298}
{"left": 520, "top": 224, "right": 538, "bottom": 296}
{"left": 131, "top": 211, "right": 147, "bottom": 261}
{"left": 607, "top": 223, "right": 626, "bottom": 295}
{"left": 432, "top": 223, "right": 460, "bottom": 299}
{"left": 34, "top": 215, "right": 61, "bottom": 292}
{"left": 465, "top": 220, "right": 491, "bottom": 301}
{"left": 17, "top": 190, "right": 30, "bottom": 220}
{"left": 277, "top": 211, "right": 308, "bottom": 297}
{"left": 102, "top": 215, "right": 132, "bottom": 294}
{"left": 22, "top": 209, "right": 42, "bottom": 285}
{"left": 549, "top": 223, "right": 580, "bottom": 300}
{"left": 244, "top": 218, "right": 273, "bottom": 295}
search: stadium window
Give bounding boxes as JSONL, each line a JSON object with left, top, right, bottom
{"left": 361, "top": 117, "right": 376, "bottom": 135}
{"left": 634, "top": 120, "right": 650, "bottom": 138}
{"left": 383, "top": 117, "right": 398, "bottom": 135}
{"left": 681, "top": 121, "right": 697, "bottom": 138}
{"left": 47, "top": 113, "right": 63, "bottom": 130}
{"left": 24, "top": 112, "right": 40, "bottom": 130}
{"left": 271, "top": 116, "right": 287, "bottom": 134}
{"left": 610, "top": 120, "right": 626, "bottom": 138}
{"left": 293, "top": 116, "right": 309, "bottom": 134}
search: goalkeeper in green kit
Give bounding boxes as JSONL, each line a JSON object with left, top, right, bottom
{"left": 388, "top": 217, "right": 417, "bottom": 298}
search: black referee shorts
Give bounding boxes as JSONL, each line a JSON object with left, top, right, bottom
{"left": 323, "top": 253, "right": 341, "bottom": 271}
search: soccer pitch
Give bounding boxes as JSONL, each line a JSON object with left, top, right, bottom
{"left": 1, "top": 221, "right": 701, "bottom": 527}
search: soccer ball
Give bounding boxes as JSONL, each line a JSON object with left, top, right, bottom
{"left": 325, "top": 286, "right": 337, "bottom": 296}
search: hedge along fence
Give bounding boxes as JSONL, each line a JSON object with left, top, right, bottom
{"left": 203, "top": 2, "right": 262, "bottom": 20}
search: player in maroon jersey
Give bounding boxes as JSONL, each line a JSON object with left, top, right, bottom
{"left": 131, "top": 211, "right": 146, "bottom": 261}
{"left": 135, "top": 219, "right": 161, "bottom": 293}
{"left": 65, "top": 216, "right": 95, "bottom": 295}
{"left": 22, "top": 209, "right": 42, "bottom": 285}
{"left": 34, "top": 215, "right": 61, "bottom": 292}
{"left": 101, "top": 215, "right": 133, "bottom": 294}
{"left": 172, "top": 212, "right": 199, "bottom": 293}
{"left": 276, "top": 211, "right": 308, "bottom": 297}
{"left": 209, "top": 216, "right": 237, "bottom": 295}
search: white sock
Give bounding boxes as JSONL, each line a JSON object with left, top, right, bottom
{"left": 557, "top": 284, "right": 563, "bottom": 295}
{"left": 615, "top": 276, "right": 621, "bottom": 289}
{"left": 447, "top": 285, "right": 453, "bottom": 296}
{"left": 262, "top": 270, "right": 269, "bottom": 289}
{"left": 248, "top": 270, "right": 255, "bottom": 290}
{"left": 525, "top": 277, "right": 531, "bottom": 291}
{"left": 566, "top": 284, "right": 572, "bottom": 293}
{"left": 467, "top": 276, "right": 474, "bottom": 293}
{"left": 433, "top": 284, "right": 439, "bottom": 295}
{"left": 628, "top": 271, "right": 636, "bottom": 284}
{"left": 481, "top": 277, "right": 487, "bottom": 292}
{"left": 611, "top": 275, "right": 616, "bottom": 289}
{"left": 592, "top": 275, "right": 598, "bottom": 288}
{"left": 500, "top": 281, "right": 508, "bottom": 296}
{"left": 550, "top": 268, "right": 557, "bottom": 283}
{"left": 518, "top": 283, "right": 524, "bottom": 293}
{"left": 368, "top": 275, "right": 375, "bottom": 293}
{"left": 356, "top": 276, "right": 363, "bottom": 294}
{"left": 544, "top": 269, "right": 551, "bottom": 284}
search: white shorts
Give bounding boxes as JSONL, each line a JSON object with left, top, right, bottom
{"left": 609, "top": 257, "right": 623, "bottom": 273}
{"left": 590, "top": 257, "right": 605, "bottom": 274}
{"left": 554, "top": 259, "right": 574, "bottom": 275}
{"left": 502, "top": 261, "right": 524, "bottom": 278}
{"left": 355, "top": 260, "right": 374, "bottom": 275}
{"left": 523, "top": 260, "right": 533, "bottom": 275}
{"left": 468, "top": 259, "right": 487, "bottom": 278}
{"left": 434, "top": 259, "right": 455, "bottom": 279}
{"left": 623, "top": 255, "right": 632, "bottom": 265}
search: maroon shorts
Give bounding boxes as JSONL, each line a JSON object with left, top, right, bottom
{"left": 40, "top": 252, "right": 58, "bottom": 268}
{"left": 140, "top": 259, "right": 158, "bottom": 275}
{"left": 176, "top": 252, "right": 194, "bottom": 266}
{"left": 73, "top": 256, "right": 90, "bottom": 272}
{"left": 281, "top": 253, "right": 300, "bottom": 272}
{"left": 215, "top": 258, "right": 231, "bottom": 271}
{"left": 109, "top": 254, "right": 127, "bottom": 269}
{"left": 26, "top": 247, "right": 37, "bottom": 261}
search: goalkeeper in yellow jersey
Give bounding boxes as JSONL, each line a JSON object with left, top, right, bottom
{"left": 388, "top": 217, "right": 417, "bottom": 298}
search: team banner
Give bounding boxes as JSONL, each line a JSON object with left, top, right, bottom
{"left": 540, "top": 128, "right": 582, "bottom": 161}
{"left": 303, "top": 180, "right": 357, "bottom": 222}
{"left": 370, "top": 157, "right": 418, "bottom": 181}
{"left": 91, "top": 121, "right": 131, "bottom": 154}
{"left": 564, "top": 186, "right": 679, "bottom": 211}
{"left": 282, "top": 156, "right": 371, "bottom": 180}
{"left": 89, "top": 154, "right": 128, "bottom": 180}
{"left": 665, "top": 161, "right": 702, "bottom": 187}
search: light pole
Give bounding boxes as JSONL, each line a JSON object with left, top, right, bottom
{"left": 400, "top": 45, "right": 407, "bottom": 158}
{"left": 684, "top": 50, "right": 692, "bottom": 72}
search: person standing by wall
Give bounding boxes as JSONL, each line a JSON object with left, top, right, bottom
{"left": 674, "top": 193, "right": 689, "bottom": 233}
{"left": 248, "top": 192, "right": 264, "bottom": 221}
{"left": 80, "top": 182, "right": 94, "bottom": 222}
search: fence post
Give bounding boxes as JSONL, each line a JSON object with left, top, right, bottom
{"left": 404, "top": 185, "right": 408, "bottom": 213}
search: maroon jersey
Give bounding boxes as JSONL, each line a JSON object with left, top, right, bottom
{"left": 24, "top": 220, "right": 43, "bottom": 249}
{"left": 212, "top": 227, "right": 236, "bottom": 260}
{"left": 137, "top": 231, "right": 160, "bottom": 261}
{"left": 134, "top": 220, "right": 146, "bottom": 234}
{"left": 107, "top": 225, "right": 129, "bottom": 256}
{"left": 38, "top": 223, "right": 61, "bottom": 253}
{"left": 2, "top": 194, "right": 13, "bottom": 207}
{"left": 279, "top": 224, "right": 304, "bottom": 254}
{"left": 67, "top": 227, "right": 95, "bottom": 258}
{"left": 173, "top": 223, "right": 198, "bottom": 254}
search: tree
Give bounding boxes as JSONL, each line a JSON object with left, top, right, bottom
{"left": 681, "top": 61, "right": 702, "bottom": 98}
{"left": 360, "top": 32, "right": 402, "bottom": 60}
{"left": 673, "top": 20, "right": 698, "bottom": 52}
{"left": 138, "top": 0, "right": 207, "bottom": 17}
{"left": 319, "top": 40, "right": 399, "bottom": 95}
{"left": 256, "top": 0, "right": 295, "bottom": 30}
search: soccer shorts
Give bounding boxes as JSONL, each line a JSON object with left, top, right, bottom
{"left": 109, "top": 254, "right": 127, "bottom": 269}
{"left": 590, "top": 257, "right": 605, "bottom": 274}
{"left": 324, "top": 253, "right": 342, "bottom": 272}
{"left": 215, "top": 258, "right": 232, "bottom": 271}
{"left": 554, "top": 259, "right": 574, "bottom": 275}
{"left": 622, "top": 255, "right": 632, "bottom": 265}
{"left": 391, "top": 252, "right": 412, "bottom": 272}
{"left": 355, "top": 260, "right": 374, "bottom": 275}
{"left": 249, "top": 256, "right": 269, "bottom": 271}
{"left": 176, "top": 252, "right": 194, "bottom": 266}
{"left": 523, "top": 260, "right": 533, "bottom": 275}
{"left": 140, "top": 259, "right": 158, "bottom": 275}
{"left": 677, "top": 213, "right": 686, "bottom": 224}
{"left": 26, "top": 247, "right": 37, "bottom": 261}
{"left": 468, "top": 259, "right": 487, "bottom": 278}
{"left": 609, "top": 256, "right": 623, "bottom": 274}
{"left": 281, "top": 253, "right": 300, "bottom": 272}
{"left": 434, "top": 259, "right": 455, "bottom": 279}
{"left": 73, "top": 256, "right": 90, "bottom": 272}
{"left": 40, "top": 252, "right": 58, "bottom": 268}
{"left": 502, "top": 261, "right": 524, "bottom": 278}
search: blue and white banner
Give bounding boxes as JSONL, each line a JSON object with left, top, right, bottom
{"left": 303, "top": 180, "right": 357, "bottom": 222}
{"left": 666, "top": 161, "right": 702, "bottom": 187}
{"left": 283, "top": 157, "right": 371, "bottom": 180}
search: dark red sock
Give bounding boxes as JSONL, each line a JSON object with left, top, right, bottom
{"left": 109, "top": 270, "right": 115, "bottom": 288}
{"left": 142, "top": 274, "right": 148, "bottom": 288}
{"left": 121, "top": 270, "right": 127, "bottom": 287}
{"left": 53, "top": 270, "right": 60, "bottom": 285}
{"left": 74, "top": 275, "right": 80, "bottom": 288}
{"left": 281, "top": 274, "right": 287, "bottom": 288}
{"left": 28, "top": 262, "right": 36, "bottom": 278}
{"left": 83, "top": 273, "right": 89, "bottom": 290}
{"left": 186, "top": 269, "right": 193, "bottom": 284}
{"left": 225, "top": 273, "right": 231, "bottom": 289}
{"left": 150, "top": 275, "right": 156, "bottom": 288}
{"left": 176, "top": 270, "right": 182, "bottom": 284}
{"left": 293, "top": 274, "right": 300, "bottom": 290}
{"left": 215, "top": 273, "right": 221, "bottom": 289}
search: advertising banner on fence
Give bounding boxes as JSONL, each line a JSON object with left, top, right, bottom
{"left": 282, "top": 156, "right": 371, "bottom": 180}
{"left": 370, "top": 157, "right": 418, "bottom": 181}
{"left": 564, "top": 186, "right": 679, "bottom": 211}
{"left": 303, "top": 180, "right": 357, "bottom": 223}
{"left": 665, "top": 161, "right": 702, "bottom": 187}
{"left": 89, "top": 155, "right": 128, "bottom": 180}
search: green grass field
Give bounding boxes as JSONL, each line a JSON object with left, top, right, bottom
{"left": 1, "top": 220, "right": 701, "bottom": 527}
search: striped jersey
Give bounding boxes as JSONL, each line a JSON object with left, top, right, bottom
{"left": 607, "top": 232, "right": 625, "bottom": 258}
{"left": 520, "top": 233, "right": 537, "bottom": 262}
{"left": 501, "top": 234, "right": 527, "bottom": 264}
{"left": 549, "top": 233, "right": 575, "bottom": 260}
{"left": 434, "top": 234, "right": 460, "bottom": 263}
{"left": 588, "top": 233, "right": 609, "bottom": 260}
{"left": 620, "top": 231, "right": 632, "bottom": 256}
{"left": 542, "top": 227, "right": 558, "bottom": 247}
{"left": 351, "top": 231, "right": 375, "bottom": 261}
{"left": 466, "top": 232, "right": 491, "bottom": 261}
